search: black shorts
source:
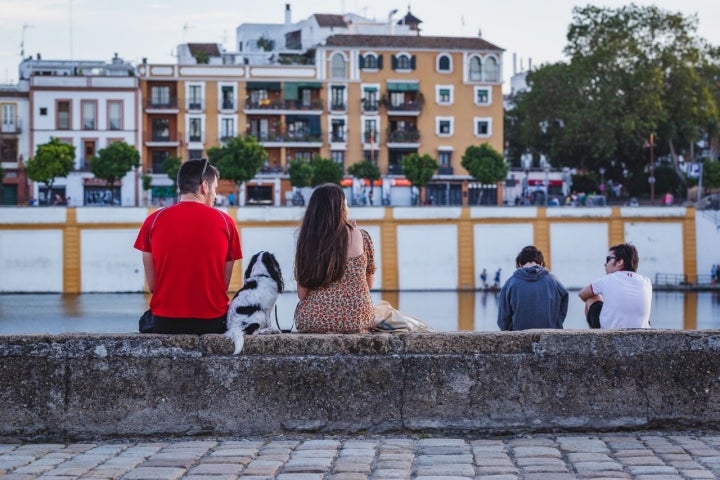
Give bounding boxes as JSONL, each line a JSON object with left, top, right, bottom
{"left": 586, "top": 301, "right": 603, "bottom": 329}
{"left": 139, "top": 309, "right": 227, "bottom": 334}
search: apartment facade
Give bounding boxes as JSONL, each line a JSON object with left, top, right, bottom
{"left": 0, "top": 82, "right": 30, "bottom": 205}
{"left": 25, "top": 55, "right": 141, "bottom": 206}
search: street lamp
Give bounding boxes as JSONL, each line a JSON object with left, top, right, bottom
{"left": 599, "top": 167, "right": 605, "bottom": 195}
{"left": 543, "top": 164, "right": 550, "bottom": 206}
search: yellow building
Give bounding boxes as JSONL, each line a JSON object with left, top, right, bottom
{"left": 137, "top": 29, "right": 504, "bottom": 206}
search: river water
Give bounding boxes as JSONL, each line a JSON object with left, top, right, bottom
{"left": 0, "top": 290, "right": 718, "bottom": 334}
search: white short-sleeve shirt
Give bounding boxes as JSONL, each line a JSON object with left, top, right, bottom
{"left": 591, "top": 270, "right": 652, "bottom": 329}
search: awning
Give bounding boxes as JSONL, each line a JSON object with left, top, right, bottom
{"left": 363, "top": 86, "right": 378, "bottom": 92}
{"left": 246, "top": 81, "right": 281, "bottom": 91}
{"left": 387, "top": 82, "right": 419, "bottom": 92}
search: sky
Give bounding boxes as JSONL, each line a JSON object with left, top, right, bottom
{"left": 2, "top": 0, "right": 720, "bottom": 90}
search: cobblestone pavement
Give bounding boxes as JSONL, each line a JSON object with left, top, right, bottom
{"left": 2, "top": 431, "right": 720, "bottom": 479}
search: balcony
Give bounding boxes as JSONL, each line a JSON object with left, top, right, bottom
{"left": 331, "top": 133, "right": 346, "bottom": 143}
{"left": 283, "top": 99, "right": 324, "bottom": 112}
{"left": 146, "top": 97, "right": 179, "bottom": 112}
{"left": 386, "top": 101, "right": 422, "bottom": 114}
{"left": 221, "top": 99, "right": 235, "bottom": 110}
{"left": 1, "top": 117, "right": 22, "bottom": 134}
{"left": 248, "top": 129, "right": 323, "bottom": 145}
{"left": 387, "top": 130, "right": 420, "bottom": 144}
{"left": 188, "top": 134, "right": 202, "bottom": 143}
{"left": 362, "top": 100, "right": 379, "bottom": 113}
{"left": 363, "top": 130, "right": 379, "bottom": 143}
{"left": 438, "top": 166, "right": 454, "bottom": 175}
{"left": 388, "top": 164, "right": 404, "bottom": 175}
{"left": 187, "top": 98, "right": 204, "bottom": 111}
{"left": 145, "top": 130, "right": 179, "bottom": 146}
{"left": 330, "top": 102, "right": 346, "bottom": 112}
{"left": 244, "top": 99, "right": 284, "bottom": 111}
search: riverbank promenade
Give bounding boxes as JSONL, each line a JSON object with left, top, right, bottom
{"left": 2, "top": 432, "right": 720, "bottom": 479}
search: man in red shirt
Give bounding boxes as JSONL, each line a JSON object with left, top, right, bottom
{"left": 134, "top": 158, "right": 242, "bottom": 333}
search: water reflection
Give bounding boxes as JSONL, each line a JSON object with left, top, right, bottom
{"left": 0, "top": 290, "right": 718, "bottom": 334}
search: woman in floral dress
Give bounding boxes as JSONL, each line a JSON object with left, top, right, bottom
{"left": 294, "top": 183, "right": 376, "bottom": 333}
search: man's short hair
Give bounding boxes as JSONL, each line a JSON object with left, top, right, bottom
{"left": 516, "top": 245, "right": 545, "bottom": 267}
{"left": 609, "top": 243, "right": 639, "bottom": 272}
{"left": 177, "top": 159, "right": 219, "bottom": 195}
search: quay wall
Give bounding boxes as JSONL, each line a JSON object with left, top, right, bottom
{"left": 0, "top": 206, "right": 716, "bottom": 293}
{"left": 2, "top": 330, "right": 720, "bottom": 440}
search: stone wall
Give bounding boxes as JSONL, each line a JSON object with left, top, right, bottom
{"left": 1, "top": 330, "right": 720, "bottom": 441}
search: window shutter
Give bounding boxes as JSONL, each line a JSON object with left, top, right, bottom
{"left": 358, "top": 54, "right": 365, "bottom": 69}
{"left": 391, "top": 55, "right": 398, "bottom": 70}
{"left": 411, "top": 55, "right": 417, "bottom": 70}
{"left": 378, "top": 55, "right": 384, "bottom": 70}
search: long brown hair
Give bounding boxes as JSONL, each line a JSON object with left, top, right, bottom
{"left": 295, "top": 183, "right": 351, "bottom": 289}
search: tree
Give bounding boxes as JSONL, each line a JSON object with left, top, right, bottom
{"left": 207, "top": 135, "right": 267, "bottom": 197}
{"left": 288, "top": 159, "right": 313, "bottom": 189}
{"left": 162, "top": 156, "right": 182, "bottom": 191}
{"left": 461, "top": 143, "right": 508, "bottom": 205}
{"left": 402, "top": 153, "right": 437, "bottom": 205}
{"left": 510, "top": 4, "right": 718, "bottom": 190}
{"left": 703, "top": 159, "right": 720, "bottom": 190}
{"left": 90, "top": 141, "right": 140, "bottom": 206}
{"left": 25, "top": 138, "right": 75, "bottom": 204}
{"left": 347, "top": 160, "right": 381, "bottom": 203}
{"left": 310, "top": 156, "right": 343, "bottom": 186}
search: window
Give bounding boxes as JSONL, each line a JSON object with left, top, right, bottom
{"left": 331, "top": 151, "right": 344, "bottom": 166}
{"left": 82, "top": 139, "right": 97, "bottom": 169}
{"left": 474, "top": 117, "right": 492, "bottom": 137}
{"left": 56, "top": 100, "right": 71, "bottom": 130}
{"left": 330, "top": 118, "right": 346, "bottom": 143}
{"left": 220, "top": 118, "right": 235, "bottom": 141}
{"left": 437, "top": 54, "right": 452, "bottom": 72}
{"left": 39, "top": 107, "right": 47, "bottom": 116}
{"left": 390, "top": 92, "right": 405, "bottom": 108}
{"left": 188, "top": 118, "right": 202, "bottom": 143}
{"left": 469, "top": 56, "right": 482, "bottom": 81}
{"left": 362, "top": 54, "right": 378, "bottom": 69}
{"left": 474, "top": 87, "right": 491, "bottom": 105}
{"left": 438, "top": 150, "right": 452, "bottom": 167}
{"left": 188, "top": 150, "right": 203, "bottom": 160}
{"left": 436, "top": 86, "right": 453, "bottom": 105}
{"left": 330, "top": 86, "right": 345, "bottom": 110}
{"left": 221, "top": 85, "right": 235, "bottom": 110}
{"left": 331, "top": 53, "right": 346, "bottom": 79}
{"left": 436, "top": 117, "right": 453, "bottom": 136}
{"left": 485, "top": 56, "right": 499, "bottom": 82}
{"left": 249, "top": 89, "right": 268, "bottom": 105}
{"left": 0, "top": 137, "right": 17, "bottom": 162}
{"left": 362, "top": 87, "right": 379, "bottom": 112}
{"left": 151, "top": 86, "right": 170, "bottom": 106}
{"left": 108, "top": 101, "right": 122, "bottom": 130}
{"left": 151, "top": 150, "right": 169, "bottom": 173}
{"left": 188, "top": 85, "right": 203, "bottom": 110}
{"left": 394, "top": 54, "right": 412, "bottom": 70}
{"left": 81, "top": 100, "right": 97, "bottom": 130}
{"left": 300, "top": 88, "right": 312, "bottom": 108}
{"left": 151, "top": 118, "right": 170, "bottom": 141}
{"left": 2, "top": 104, "right": 16, "bottom": 132}
{"left": 364, "top": 118, "right": 378, "bottom": 143}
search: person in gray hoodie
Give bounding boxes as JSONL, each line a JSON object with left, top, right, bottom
{"left": 497, "top": 245, "right": 568, "bottom": 331}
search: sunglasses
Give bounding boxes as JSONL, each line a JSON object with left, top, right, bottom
{"left": 605, "top": 256, "right": 617, "bottom": 264}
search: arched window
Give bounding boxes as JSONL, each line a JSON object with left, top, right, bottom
{"left": 331, "top": 53, "right": 346, "bottom": 78}
{"left": 469, "top": 56, "right": 482, "bottom": 81}
{"left": 438, "top": 54, "right": 451, "bottom": 72}
{"left": 484, "top": 56, "right": 499, "bottom": 82}
{"left": 396, "top": 54, "right": 411, "bottom": 70}
{"left": 364, "top": 54, "right": 377, "bottom": 69}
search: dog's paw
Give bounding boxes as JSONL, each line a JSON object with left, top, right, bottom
{"left": 256, "top": 327, "right": 281, "bottom": 335}
{"left": 225, "top": 329, "right": 245, "bottom": 355}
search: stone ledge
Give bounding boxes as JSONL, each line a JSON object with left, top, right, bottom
{"left": 1, "top": 330, "right": 720, "bottom": 441}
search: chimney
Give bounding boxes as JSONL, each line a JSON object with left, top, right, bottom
{"left": 513, "top": 53, "right": 517, "bottom": 76}
{"left": 285, "top": 4, "right": 291, "bottom": 25}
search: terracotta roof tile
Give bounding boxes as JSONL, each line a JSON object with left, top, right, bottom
{"left": 314, "top": 14, "right": 348, "bottom": 28}
{"left": 323, "top": 34, "right": 503, "bottom": 51}
{"left": 187, "top": 43, "right": 221, "bottom": 57}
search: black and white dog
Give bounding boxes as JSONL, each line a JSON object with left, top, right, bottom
{"left": 226, "top": 251, "right": 284, "bottom": 354}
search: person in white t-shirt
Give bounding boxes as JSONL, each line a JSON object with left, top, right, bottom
{"left": 578, "top": 243, "right": 652, "bottom": 329}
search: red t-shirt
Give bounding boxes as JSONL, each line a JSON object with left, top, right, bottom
{"left": 134, "top": 202, "right": 242, "bottom": 319}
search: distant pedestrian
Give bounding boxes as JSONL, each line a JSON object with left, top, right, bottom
{"left": 480, "top": 268, "right": 488, "bottom": 289}
{"left": 493, "top": 268, "right": 502, "bottom": 289}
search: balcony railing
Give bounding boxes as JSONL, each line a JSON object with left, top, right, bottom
{"left": 245, "top": 99, "right": 284, "bottom": 110}
{"left": 388, "top": 164, "right": 404, "bottom": 175}
{"left": 248, "top": 130, "right": 323, "bottom": 143}
{"left": 187, "top": 99, "right": 204, "bottom": 111}
{"left": 363, "top": 130, "right": 379, "bottom": 143}
{"left": 146, "top": 130, "right": 178, "bottom": 142}
{"left": 331, "top": 133, "right": 346, "bottom": 143}
{"left": 188, "top": 134, "right": 202, "bottom": 143}
{"left": 0, "top": 117, "right": 22, "bottom": 134}
{"left": 221, "top": 99, "right": 235, "bottom": 110}
{"left": 387, "top": 101, "right": 422, "bottom": 112}
{"left": 146, "top": 97, "right": 178, "bottom": 109}
{"left": 438, "top": 166, "right": 454, "bottom": 175}
{"left": 283, "top": 99, "right": 324, "bottom": 111}
{"left": 330, "top": 102, "right": 346, "bottom": 111}
{"left": 362, "top": 100, "right": 379, "bottom": 112}
{"left": 387, "top": 130, "right": 420, "bottom": 143}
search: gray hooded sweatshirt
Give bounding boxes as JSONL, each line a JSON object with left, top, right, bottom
{"left": 497, "top": 265, "right": 568, "bottom": 331}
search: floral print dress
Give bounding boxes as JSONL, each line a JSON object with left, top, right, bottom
{"left": 295, "top": 229, "right": 376, "bottom": 333}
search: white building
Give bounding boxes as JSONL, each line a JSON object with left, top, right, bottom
{"left": 26, "top": 54, "right": 141, "bottom": 206}
{"left": 0, "top": 80, "right": 31, "bottom": 205}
